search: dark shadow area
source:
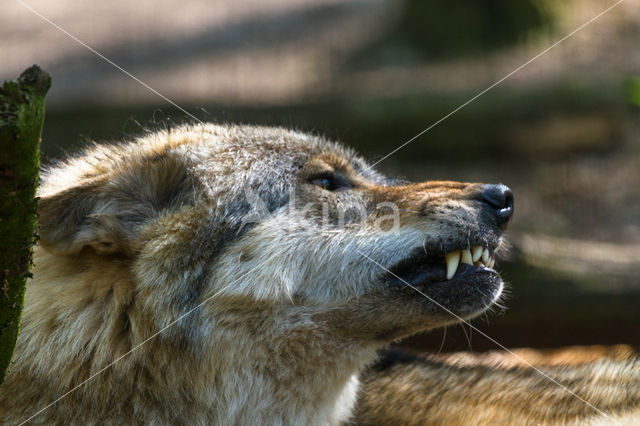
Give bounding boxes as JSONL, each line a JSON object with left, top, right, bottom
{"left": 346, "top": 0, "right": 555, "bottom": 68}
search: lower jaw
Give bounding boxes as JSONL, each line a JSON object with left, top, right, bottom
{"left": 386, "top": 263, "right": 504, "bottom": 320}
{"left": 387, "top": 262, "right": 491, "bottom": 287}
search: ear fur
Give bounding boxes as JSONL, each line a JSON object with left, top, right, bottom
{"left": 38, "top": 154, "right": 195, "bottom": 255}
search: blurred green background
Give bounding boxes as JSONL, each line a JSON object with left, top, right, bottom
{"left": 2, "top": 0, "right": 639, "bottom": 352}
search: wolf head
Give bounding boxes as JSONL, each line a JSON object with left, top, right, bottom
{"left": 37, "top": 123, "right": 512, "bottom": 344}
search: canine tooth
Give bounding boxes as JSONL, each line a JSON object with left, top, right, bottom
{"left": 482, "top": 248, "right": 490, "bottom": 264}
{"left": 461, "top": 248, "right": 473, "bottom": 265}
{"left": 472, "top": 246, "right": 483, "bottom": 262}
{"left": 445, "top": 251, "right": 461, "bottom": 280}
{"left": 488, "top": 258, "right": 495, "bottom": 269}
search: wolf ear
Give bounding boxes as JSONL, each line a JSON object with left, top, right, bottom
{"left": 38, "top": 156, "right": 194, "bottom": 255}
{"left": 38, "top": 181, "right": 126, "bottom": 255}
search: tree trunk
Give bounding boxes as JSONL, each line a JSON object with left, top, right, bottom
{"left": 0, "top": 65, "right": 50, "bottom": 385}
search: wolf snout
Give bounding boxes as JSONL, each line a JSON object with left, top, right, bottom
{"left": 478, "top": 184, "right": 514, "bottom": 230}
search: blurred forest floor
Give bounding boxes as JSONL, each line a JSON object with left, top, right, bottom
{"left": 2, "top": 0, "right": 639, "bottom": 351}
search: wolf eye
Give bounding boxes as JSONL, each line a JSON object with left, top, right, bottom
{"left": 310, "top": 176, "right": 337, "bottom": 191}
{"left": 309, "top": 174, "right": 351, "bottom": 191}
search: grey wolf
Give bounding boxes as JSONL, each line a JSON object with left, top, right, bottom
{"left": 0, "top": 123, "right": 637, "bottom": 424}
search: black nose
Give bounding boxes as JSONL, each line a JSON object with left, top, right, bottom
{"left": 479, "top": 184, "right": 514, "bottom": 230}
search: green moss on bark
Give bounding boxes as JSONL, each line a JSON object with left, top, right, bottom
{"left": 0, "top": 65, "right": 50, "bottom": 385}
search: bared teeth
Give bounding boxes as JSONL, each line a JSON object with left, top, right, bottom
{"left": 445, "top": 251, "right": 461, "bottom": 280}
{"left": 461, "top": 248, "right": 473, "bottom": 265}
{"left": 444, "top": 246, "right": 495, "bottom": 279}
{"left": 482, "top": 248, "right": 491, "bottom": 265}
{"left": 472, "top": 246, "right": 483, "bottom": 262}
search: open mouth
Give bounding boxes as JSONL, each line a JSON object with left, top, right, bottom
{"left": 385, "top": 244, "right": 501, "bottom": 289}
